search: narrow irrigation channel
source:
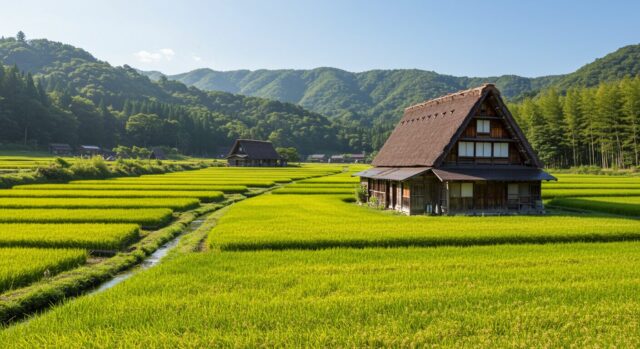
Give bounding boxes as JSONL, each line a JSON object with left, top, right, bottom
{"left": 93, "top": 217, "right": 207, "bottom": 293}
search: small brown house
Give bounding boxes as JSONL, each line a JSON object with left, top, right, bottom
{"left": 356, "top": 84, "right": 555, "bottom": 215}
{"left": 226, "top": 139, "right": 283, "bottom": 167}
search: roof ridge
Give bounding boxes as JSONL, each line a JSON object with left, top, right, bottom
{"left": 237, "top": 139, "right": 272, "bottom": 143}
{"left": 404, "top": 83, "right": 495, "bottom": 112}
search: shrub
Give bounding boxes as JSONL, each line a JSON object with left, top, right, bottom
{"left": 35, "top": 165, "right": 74, "bottom": 181}
{"left": 355, "top": 185, "right": 368, "bottom": 203}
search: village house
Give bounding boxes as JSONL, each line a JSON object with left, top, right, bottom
{"left": 307, "top": 154, "right": 327, "bottom": 163}
{"left": 226, "top": 139, "right": 283, "bottom": 167}
{"left": 48, "top": 143, "right": 73, "bottom": 156}
{"left": 356, "top": 84, "right": 555, "bottom": 215}
{"left": 328, "top": 153, "right": 367, "bottom": 164}
{"left": 78, "top": 145, "right": 102, "bottom": 157}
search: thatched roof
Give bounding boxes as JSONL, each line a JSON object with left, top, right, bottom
{"left": 226, "top": 139, "right": 280, "bottom": 160}
{"left": 372, "top": 84, "right": 541, "bottom": 168}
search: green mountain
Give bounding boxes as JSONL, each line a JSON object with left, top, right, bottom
{"left": 0, "top": 36, "right": 343, "bottom": 155}
{"left": 552, "top": 44, "right": 640, "bottom": 89}
{"left": 152, "top": 44, "right": 640, "bottom": 129}
{"left": 156, "top": 68, "right": 560, "bottom": 126}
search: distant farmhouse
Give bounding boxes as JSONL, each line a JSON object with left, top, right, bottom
{"left": 78, "top": 145, "right": 102, "bottom": 157}
{"left": 307, "top": 154, "right": 327, "bottom": 163}
{"left": 226, "top": 139, "right": 283, "bottom": 167}
{"left": 48, "top": 143, "right": 73, "bottom": 156}
{"left": 357, "top": 84, "right": 555, "bottom": 215}
{"left": 308, "top": 152, "right": 366, "bottom": 163}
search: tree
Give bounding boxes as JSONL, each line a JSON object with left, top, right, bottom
{"left": 276, "top": 147, "right": 300, "bottom": 162}
{"left": 562, "top": 88, "right": 583, "bottom": 166}
{"left": 125, "top": 113, "right": 163, "bottom": 146}
{"left": 579, "top": 88, "right": 598, "bottom": 166}
{"left": 16, "top": 31, "right": 25, "bottom": 42}
{"left": 521, "top": 99, "right": 554, "bottom": 165}
{"left": 594, "top": 83, "right": 624, "bottom": 168}
{"left": 621, "top": 76, "right": 640, "bottom": 166}
{"left": 538, "top": 88, "right": 567, "bottom": 167}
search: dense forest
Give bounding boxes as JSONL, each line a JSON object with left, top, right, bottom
{"left": 0, "top": 33, "right": 347, "bottom": 155}
{"left": 509, "top": 76, "right": 640, "bottom": 169}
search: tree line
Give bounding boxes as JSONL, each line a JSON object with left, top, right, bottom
{"left": 509, "top": 76, "right": 640, "bottom": 169}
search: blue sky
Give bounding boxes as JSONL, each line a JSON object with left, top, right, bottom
{"left": 1, "top": 0, "right": 638, "bottom": 76}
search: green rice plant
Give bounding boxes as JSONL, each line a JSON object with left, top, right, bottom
{"left": 209, "top": 194, "right": 640, "bottom": 251}
{"left": 2, "top": 242, "right": 640, "bottom": 347}
{"left": 548, "top": 196, "right": 640, "bottom": 216}
{"left": 0, "top": 224, "right": 139, "bottom": 250}
{"left": 13, "top": 184, "right": 248, "bottom": 193}
{"left": 0, "top": 248, "right": 86, "bottom": 293}
{"left": 72, "top": 180, "right": 276, "bottom": 187}
{"left": 542, "top": 188, "right": 640, "bottom": 198}
{"left": 0, "top": 198, "right": 199, "bottom": 211}
{"left": 0, "top": 190, "right": 224, "bottom": 202}
{"left": 542, "top": 183, "right": 640, "bottom": 189}
{"left": 272, "top": 187, "right": 356, "bottom": 195}
{"left": 0, "top": 209, "right": 173, "bottom": 228}
{"left": 283, "top": 183, "right": 358, "bottom": 188}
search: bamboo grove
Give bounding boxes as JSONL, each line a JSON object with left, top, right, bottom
{"left": 509, "top": 76, "right": 640, "bottom": 169}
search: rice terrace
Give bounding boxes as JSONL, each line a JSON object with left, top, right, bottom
{"left": 2, "top": 1, "right": 640, "bottom": 347}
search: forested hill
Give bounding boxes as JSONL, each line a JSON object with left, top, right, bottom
{"left": 0, "top": 36, "right": 345, "bottom": 155}
{"left": 154, "top": 68, "right": 560, "bottom": 124}
{"left": 150, "top": 44, "right": 640, "bottom": 126}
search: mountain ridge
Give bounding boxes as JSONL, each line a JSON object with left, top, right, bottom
{"left": 143, "top": 43, "right": 640, "bottom": 126}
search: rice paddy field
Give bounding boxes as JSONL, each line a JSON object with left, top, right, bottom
{"left": 0, "top": 163, "right": 343, "bottom": 300}
{"left": 2, "top": 163, "right": 640, "bottom": 347}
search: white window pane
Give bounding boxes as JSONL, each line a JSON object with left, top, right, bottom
{"left": 476, "top": 142, "right": 491, "bottom": 157}
{"left": 494, "top": 143, "right": 509, "bottom": 157}
{"left": 476, "top": 120, "right": 490, "bottom": 133}
{"left": 493, "top": 143, "right": 509, "bottom": 158}
{"left": 459, "top": 142, "right": 474, "bottom": 157}
{"left": 461, "top": 183, "right": 473, "bottom": 197}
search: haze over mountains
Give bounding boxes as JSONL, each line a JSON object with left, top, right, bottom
{"left": 144, "top": 44, "right": 640, "bottom": 128}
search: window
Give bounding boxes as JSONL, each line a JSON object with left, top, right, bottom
{"left": 461, "top": 183, "right": 473, "bottom": 198}
{"left": 493, "top": 143, "right": 509, "bottom": 158}
{"left": 508, "top": 183, "right": 519, "bottom": 198}
{"left": 477, "top": 120, "right": 490, "bottom": 134}
{"left": 475, "top": 142, "right": 492, "bottom": 157}
{"left": 458, "top": 141, "right": 474, "bottom": 157}
{"left": 450, "top": 183, "right": 473, "bottom": 198}
{"left": 450, "top": 183, "right": 460, "bottom": 198}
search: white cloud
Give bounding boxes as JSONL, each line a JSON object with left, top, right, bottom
{"left": 192, "top": 55, "right": 202, "bottom": 62}
{"left": 134, "top": 48, "right": 175, "bottom": 63}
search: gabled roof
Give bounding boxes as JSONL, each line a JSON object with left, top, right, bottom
{"left": 372, "top": 84, "right": 542, "bottom": 168}
{"left": 355, "top": 167, "right": 431, "bottom": 181}
{"left": 49, "top": 143, "right": 72, "bottom": 150}
{"left": 79, "top": 145, "right": 101, "bottom": 151}
{"left": 226, "top": 139, "right": 281, "bottom": 160}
